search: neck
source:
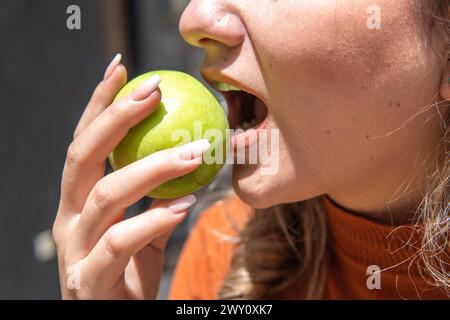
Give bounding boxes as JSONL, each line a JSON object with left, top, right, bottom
{"left": 327, "top": 146, "right": 441, "bottom": 226}
{"left": 326, "top": 106, "right": 445, "bottom": 225}
{"left": 325, "top": 191, "right": 423, "bottom": 225}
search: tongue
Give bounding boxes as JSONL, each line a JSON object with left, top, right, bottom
{"left": 254, "top": 97, "right": 268, "bottom": 122}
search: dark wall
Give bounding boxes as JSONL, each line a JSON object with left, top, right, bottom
{"left": 0, "top": 0, "right": 230, "bottom": 299}
{"left": 0, "top": 0, "right": 108, "bottom": 299}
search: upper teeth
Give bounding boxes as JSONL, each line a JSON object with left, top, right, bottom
{"left": 213, "top": 82, "right": 242, "bottom": 92}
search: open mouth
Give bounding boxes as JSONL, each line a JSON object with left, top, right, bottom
{"left": 212, "top": 82, "right": 268, "bottom": 131}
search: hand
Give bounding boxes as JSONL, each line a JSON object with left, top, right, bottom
{"left": 53, "top": 54, "right": 205, "bottom": 299}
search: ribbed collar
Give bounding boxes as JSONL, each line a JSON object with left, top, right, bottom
{"left": 322, "top": 196, "right": 423, "bottom": 274}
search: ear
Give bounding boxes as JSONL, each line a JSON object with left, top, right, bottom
{"left": 439, "top": 52, "right": 450, "bottom": 101}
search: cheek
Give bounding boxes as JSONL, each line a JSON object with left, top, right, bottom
{"left": 250, "top": 0, "right": 431, "bottom": 105}
{"left": 244, "top": 0, "right": 441, "bottom": 193}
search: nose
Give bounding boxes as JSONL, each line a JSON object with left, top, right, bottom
{"left": 179, "top": 0, "right": 245, "bottom": 49}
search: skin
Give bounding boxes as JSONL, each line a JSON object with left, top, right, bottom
{"left": 54, "top": 0, "right": 449, "bottom": 298}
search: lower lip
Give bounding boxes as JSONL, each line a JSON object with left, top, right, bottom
{"left": 230, "top": 117, "right": 268, "bottom": 149}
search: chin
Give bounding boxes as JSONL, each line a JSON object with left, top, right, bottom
{"left": 231, "top": 163, "right": 283, "bottom": 209}
{"left": 231, "top": 162, "right": 322, "bottom": 209}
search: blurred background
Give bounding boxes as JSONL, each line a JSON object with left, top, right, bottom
{"left": 0, "top": 0, "right": 231, "bottom": 299}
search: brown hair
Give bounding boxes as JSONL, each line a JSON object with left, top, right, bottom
{"left": 219, "top": 0, "right": 449, "bottom": 299}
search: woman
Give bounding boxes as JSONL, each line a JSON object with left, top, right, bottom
{"left": 53, "top": 0, "right": 449, "bottom": 299}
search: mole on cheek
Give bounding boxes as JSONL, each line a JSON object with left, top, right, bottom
{"left": 325, "top": 130, "right": 331, "bottom": 135}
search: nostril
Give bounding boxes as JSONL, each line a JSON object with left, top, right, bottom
{"left": 198, "top": 38, "right": 212, "bottom": 45}
{"left": 179, "top": 2, "right": 245, "bottom": 49}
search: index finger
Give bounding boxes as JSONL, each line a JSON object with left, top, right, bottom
{"left": 59, "top": 75, "right": 162, "bottom": 213}
{"left": 74, "top": 54, "right": 127, "bottom": 139}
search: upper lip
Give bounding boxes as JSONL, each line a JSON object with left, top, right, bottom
{"left": 201, "top": 69, "right": 264, "bottom": 102}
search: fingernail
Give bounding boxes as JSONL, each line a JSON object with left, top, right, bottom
{"left": 178, "top": 139, "right": 211, "bottom": 161}
{"left": 103, "top": 53, "right": 122, "bottom": 80}
{"left": 132, "top": 75, "right": 161, "bottom": 101}
{"left": 168, "top": 194, "right": 197, "bottom": 213}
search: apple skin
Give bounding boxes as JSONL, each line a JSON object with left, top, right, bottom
{"left": 109, "top": 70, "right": 229, "bottom": 199}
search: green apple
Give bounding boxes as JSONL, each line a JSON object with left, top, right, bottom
{"left": 109, "top": 70, "right": 229, "bottom": 199}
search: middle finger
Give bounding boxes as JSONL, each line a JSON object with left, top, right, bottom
{"left": 73, "top": 139, "right": 210, "bottom": 253}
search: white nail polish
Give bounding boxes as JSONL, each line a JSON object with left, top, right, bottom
{"left": 132, "top": 75, "right": 161, "bottom": 101}
{"left": 178, "top": 139, "right": 211, "bottom": 161}
{"left": 103, "top": 53, "right": 122, "bottom": 80}
{"left": 168, "top": 194, "right": 197, "bottom": 213}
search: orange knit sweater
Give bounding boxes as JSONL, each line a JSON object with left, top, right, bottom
{"left": 169, "top": 196, "right": 448, "bottom": 300}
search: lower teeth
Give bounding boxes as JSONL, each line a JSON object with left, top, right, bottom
{"left": 239, "top": 118, "right": 259, "bottom": 130}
